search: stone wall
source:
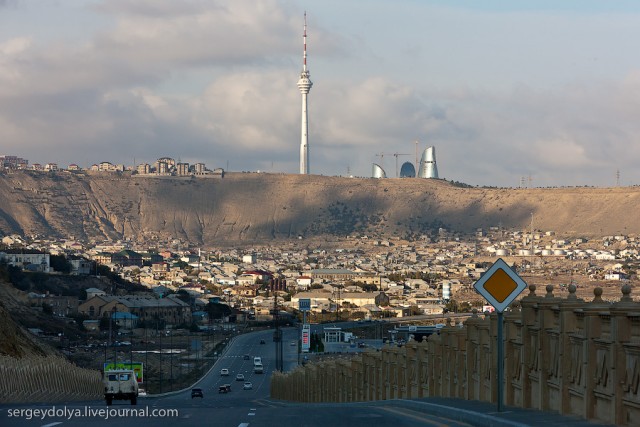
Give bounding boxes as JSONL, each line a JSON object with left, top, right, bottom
{"left": 271, "top": 284, "right": 640, "bottom": 426}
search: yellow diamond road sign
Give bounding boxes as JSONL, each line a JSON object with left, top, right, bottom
{"left": 473, "top": 258, "right": 528, "bottom": 313}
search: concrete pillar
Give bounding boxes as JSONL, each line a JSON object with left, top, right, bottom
{"left": 610, "top": 285, "right": 640, "bottom": 425}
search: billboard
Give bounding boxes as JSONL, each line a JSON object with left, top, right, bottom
{"left": 104, "top": 362, "right": 144, "bottom": 383}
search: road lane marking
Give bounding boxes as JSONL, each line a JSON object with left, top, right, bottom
{"left": 381, "top": 406, "right": 472, "bottom": 426}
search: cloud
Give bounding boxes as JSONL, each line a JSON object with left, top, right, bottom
{"left": 92, "top": 0, "right": 298, "bottom": 69}
{"left": 1, "top": 0, "right": 640, "bottom": 188}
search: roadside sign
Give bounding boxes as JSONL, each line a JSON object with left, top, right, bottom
{"left": 299, "top": 298, "right": 311, "bottom": 312}
{"left": 104, "top": 362, "right": 144, "bottom": 383}
{"left": 473, "top": 258, "right": 527, "bottom": 313}
{"left": 301, "top": 323, "right": 310, "bottom": 352}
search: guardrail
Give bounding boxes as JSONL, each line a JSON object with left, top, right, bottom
{"left": 272, "top": 284, "right": 640, "bottom": 426}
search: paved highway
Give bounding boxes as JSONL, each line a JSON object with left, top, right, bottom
{"left": 0, "top": 328, "right": 485, "bottom": 427}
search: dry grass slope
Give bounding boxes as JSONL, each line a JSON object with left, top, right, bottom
{"left": 0, "top": 171, "right": 639, "bottom": 246}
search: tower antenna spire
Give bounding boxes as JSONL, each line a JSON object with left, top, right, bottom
{"left": 303, "top": 11, "right": 308, "bottom": 72}
{"left": 298, "top": 12, "right": 313, "bottom": 175}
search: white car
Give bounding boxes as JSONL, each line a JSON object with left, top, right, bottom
{"left": 235, "top": 373, "right": 245, "bottom": 381}
{"left": 243, "top": 381, "right": 253, "bottom": 390}
{"left": 220, "top": 368, "right": 229, "bottom": 376}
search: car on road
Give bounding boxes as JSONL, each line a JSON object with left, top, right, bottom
{"left": 236, "top": 373, "right": 245, "bottom": 381}
{"left": 290, "top": 341, "right": 297, "bottom": 346}
{"left": 220, "top": 368, "right": 229, "bottom": 376}
{"left": 218, "top": 385, "right": 227, "bottom": 394}
{"left": 191, "top": 388, "right": 203, "bottom": 398}
{"left": 243, "top": 382, "right": 253, "bottom": 390}
{"left": 260, "top": 339, "right": 266, "bottom": 344}
{"left": 243, "top": 354, "right": 250, "bottom": 360}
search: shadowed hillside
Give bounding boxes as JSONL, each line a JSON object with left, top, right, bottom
{"left": 0, "top": 170, "right": 638, "bottom": 246}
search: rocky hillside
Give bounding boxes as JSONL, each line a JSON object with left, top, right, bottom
{"left": 0, "top": 280, "right": 53, "bottom": 358}
{"left": 0, "top": 170, "right": 638, "bottom": 246}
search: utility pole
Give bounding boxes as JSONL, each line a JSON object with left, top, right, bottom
{"left": 272, "top": 279, "right": 283, "bottom": 371}
{"left": 112, "top": 306, "right": 117, "bottom": 365}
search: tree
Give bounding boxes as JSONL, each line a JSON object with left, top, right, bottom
{"left": 50, "top": 254, "right": 72, "bottom": 274}
{"left": 206, "top": 302, "right": 232, "bottom": 321}
{"left": 42, "top": 303, "right": 53, "bottom": 315}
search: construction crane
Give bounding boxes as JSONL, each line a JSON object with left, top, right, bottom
{"left": 393, "top": 153, "right": 410, "bottom": 178}
{"left": 375, "top": 153, "right": 387, "bottom": 170}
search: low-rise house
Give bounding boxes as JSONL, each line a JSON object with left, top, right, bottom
{"left": 69, "top": 258, "right": 93, "bottom": 275}
{"left": 29, "top": 294, "right": 79, "bottom": 316}
{"left": 78, "top": 294, "right": 191, "bottom": 326}
{"left": 0, "top": 250, "right": 50, "bottom": 272}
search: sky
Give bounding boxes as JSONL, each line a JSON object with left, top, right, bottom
{"left": 2, "top": 0, "right": 640, "bottom": 188}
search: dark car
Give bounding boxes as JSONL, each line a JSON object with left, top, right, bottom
{"left": 260, "top": 339, "right": 266, "bottom": 344}
{"left": 218, "top": 385, "right": 227, "bottom": 394}
{"left": 243, "top": 354, "right": 250, "bottom": 360}
{"left": 191, "top": 388, "right": 203, "bottom": 398}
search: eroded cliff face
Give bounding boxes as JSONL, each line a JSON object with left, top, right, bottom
{"left": 0, "top": 170, "right": 638, "bottom": 246}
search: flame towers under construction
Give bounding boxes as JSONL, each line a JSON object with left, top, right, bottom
{"left": 418, "top": 146, "right": 439, "bottom": 179}
{"left": 297, "top": 13, "right": 312, "bottom": 175}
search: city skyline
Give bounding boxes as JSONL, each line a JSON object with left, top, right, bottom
{"left": 2, "top": 1, "right": 640, "bottom": 187}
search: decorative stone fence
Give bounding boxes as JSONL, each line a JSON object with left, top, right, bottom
{"left": 271, "top": 285, "right": 640, "bottom": 426}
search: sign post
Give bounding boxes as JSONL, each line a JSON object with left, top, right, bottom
{"left": 299, "top": 299, "right": 311, "bottom": 356}
{"left": 473, "top": 258, "right": 527, "bottom": 412}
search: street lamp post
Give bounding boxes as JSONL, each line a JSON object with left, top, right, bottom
{"left": 112, "top": 306, "right": 117, "bottom": 365}
{"left": 169, "top": 329, "right": 173, "bottom": 391}
{"left": 129, "top": 311, "right": 133, "bottom": 366}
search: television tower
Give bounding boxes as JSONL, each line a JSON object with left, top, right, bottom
{"left": 297, "top": 12, "right": 313, "bottom": 174}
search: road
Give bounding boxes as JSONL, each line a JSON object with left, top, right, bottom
{"left": 0, "top": 328, "right": 481, "bottom": 427}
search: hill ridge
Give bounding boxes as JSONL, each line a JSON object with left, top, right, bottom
{"left": 0, "top": 171, "right": 637, "bottom": 245}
